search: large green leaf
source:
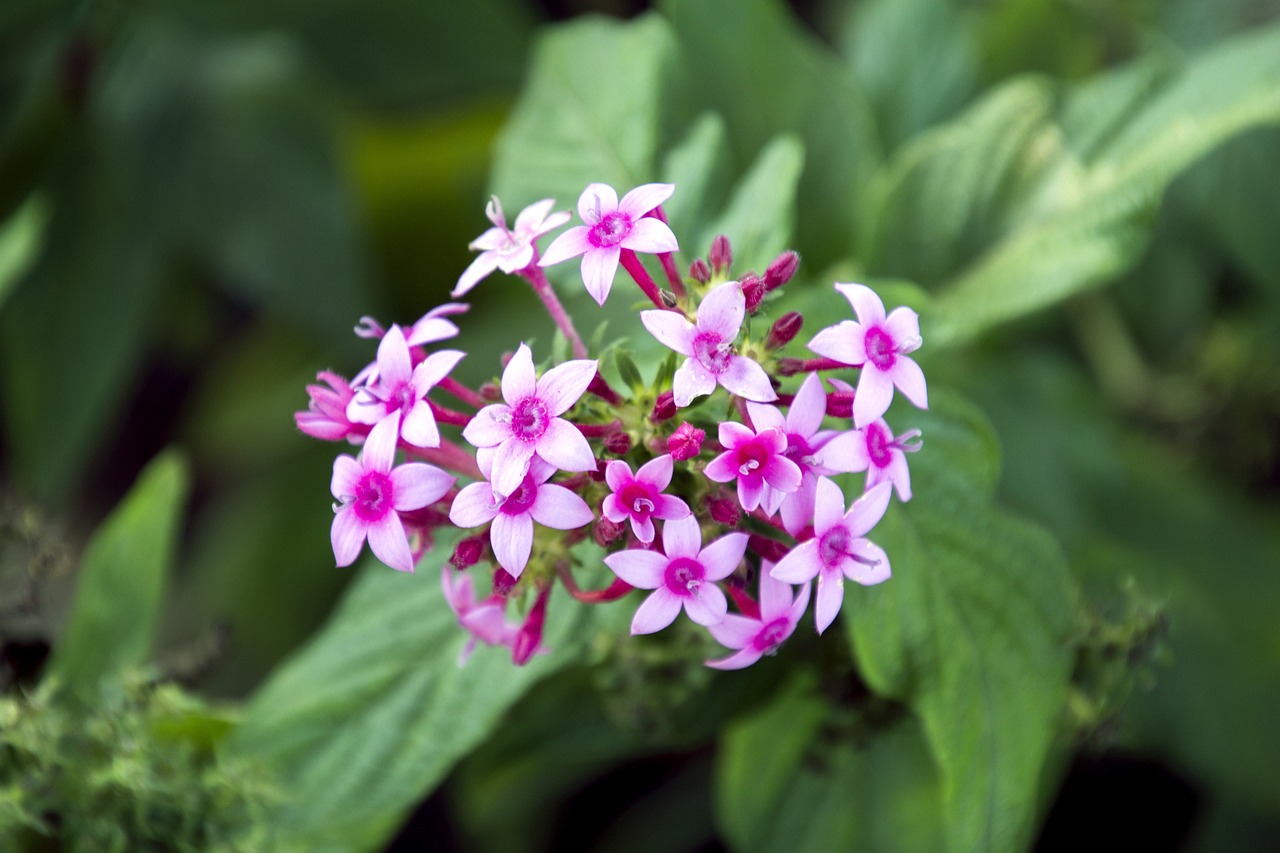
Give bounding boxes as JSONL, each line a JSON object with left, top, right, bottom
{"left": 845, "top": 390, "right": 1076, "bottom": 852}
{"left": 47, "top": 451, "right": 190, "bottom": 696}
{"left": 224, "top": 541, "right": 590, "bottom": 853}
{"left": 698, "top": 135, "right": 804, "bottom": 276}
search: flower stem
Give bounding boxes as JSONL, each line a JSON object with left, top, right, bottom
{"left": 574, "top": 419, "right": 623, "bottom": 438}
{"left": 429, "top": 401, "right": 472, "bottom": 426}
{"left": 408, "top": 438, "right": 482, "bottom": 480}
{"left": 619, "top": 249, "right": 666, "bottom": 309}
{"left": 779, "top": 356, "right": 856, "bottom": 375}
{"left": 647, "top": 206, "right": 687, "bottom": 300}
{"left": 520, "top": 262, "right": 588, "bottom": 359}
{"left": 438, "top": 377, "right": 485, "bottom": 408}
{"left": 557, "top": 563, "right": 634, "bottom": 603}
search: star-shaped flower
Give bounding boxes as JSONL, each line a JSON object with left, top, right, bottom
{"left": 821, "top": 418, "right": 922, "bottom": 501}
{"left": 706, "top": 564, "right": 811, "bottom": 670}
{"left": 601, "top": 454, "right": 691, "bottom": 543}
{"left": 704, "top": 419, "right": 802, "bottom": 513}
{"left": 641, "top": 282, "right": 776, "bottom": 407}
{"left": 455, "top": 197, "right": 571, "bottom": 297}
{"left": 346, "top": 325, "right": 464, "bottom": 448}
{"left": 539, "top": 182, "right": 678, "bottom": 305}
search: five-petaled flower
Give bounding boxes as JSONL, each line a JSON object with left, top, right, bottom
{"left": 807, "top": 283, "right": 927, "bottom": 428}
{"left": 461, "top": 343, "right": 598, "bottom": 498}
{"left": 641, "top": 281, "right": 776, "bottom": 407}
{"left": 705, "top": 418, "right": 802, "bottom": 513}
{"left": 602, "top": 455, "right": 691, "bottom": 543}
{"left": 604, "top": 516, "right": 748, "bottom": 634}
{"left": 455, "top": 198, "right": 571, "bottom": 297}
{"left": 823, "top": 418, "right": 922, "bottom": 502}
{"left": 346, "top": 325, "right": 465, "bottom": 448}
{"left": 330, "top": 417, "right": 456, "bottom": 573}
{"left": 770, "top": 478, "right": 892, "bottom": 634}
{"left": 539, "top": 182, "right": 679, "bottom": 305}
{"left": 706, "top": 564, "right": 811, "bottom": 670}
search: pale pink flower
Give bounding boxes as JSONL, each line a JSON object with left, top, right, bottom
{"left": 602, "top": 455, "right": 691, "bottom": 543}
{"left": 704, "top": 420, "right": 802, "bottom": 513}
{"left": 746, "top": 372, "right": 840, "bottom": 534}
{"left": 461, "top": 343, "right": 598, "bottom": 498}
{"left": 346, "top": 325, "right": 464, "bottom": 448}
{"left": 296, "top": 371, "right": 363, "bottom": 442}
{"left": 604, "top": 516, "right": 748, "bottom": 634}
{"left": 352, "top": 303, "right": 468, "bottom": 387}
{"left": 441, "top": 567, "right": 520, "bottom": 666}
{"left": 820, "top": 419, "right": 922, "bottom": 501}
{"left": 770, "top": 478, "right": 892, "bottom": 634}
{"left": 330, "top": 417, "right": 456, "bottom": 573}
{"left": 454, "top": 198, "right": 571, "bottom": 297}
{"left": 807, "top": 283, "right": 927, "bottom": 428}
{"left": 448, "top": 452, "right": 593, "bottom": 579}
{"left": 706, "top": 564, "right": 811, "bottom": 670}
{"left": 641, "top": 282, "right": 777, "bottom": 407}
{"left": 539, "top": 182, "right": 678, "bottom": 305}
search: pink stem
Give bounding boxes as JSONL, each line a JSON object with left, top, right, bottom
{"left": 619, "top": 249, "right": 666, "bottom": 308}
{"left": 779, "top": 356, "right": 856, "bottom": 375}
{"left": 408, "top": 438, "right": 482, "bottom": 480}
{"left": 520, "top": 262, "right": 588, "bottom": 359}
{"left": 557, "top": 564, "right": 634, "bottom": 603}
{"left": 574, "top": 419, "right": 623, "bottom": 438}
{"left": 429, "top": 401, "right": 472, "bottom": 426}
{"left": 727, "top": 583, "right": 761, "bottom": 621}
{"left": 438, "top": 377, "right": 485, "bottom": 409}
{"left": 646, "top": 207, "right": 687, "bottom": 300}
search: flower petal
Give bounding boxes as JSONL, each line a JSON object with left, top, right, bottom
{"left": 807, "top": 321, "right": 863, "bottom": 365}
{"left": 834, "top": 282, "right": 886, "bottom": 326}
{"left": 538, "top": 225, "right": 592, "bottom": 267}
{"left": 812, "top": 476, "right": 847, "bottom": 534}
{"left": 601, "top": 493, "right": 628, "bottom": 524}
{"left": 763, "top": 455, "right": 803, "bottom": 493}
{"left": 888, "top": 355, "right": 929, "bottom": 411}
{"left": 362, "top": 415, "right": 399, "bottom": 473}
{"left": 672, "top": 358, "right": 716, "bottom": 407}
{"left": 720, "top": 355, "right": 777, "bottom": 402}
{"left": 620, "top": 217, "right": 678, "bottom": 254}
{"left": 490, "top": 438, "right": 536, "bottom": 499}
{"left": 683, "top": 583, "right": 728, "bottom": 626}
{"left": 399, "top": 403, "right": 440, "bottom": 449}
{"left": 758, "top": 565, "right": 792, "bottom": 619}
{"left": 530, "top": 483, "right": 593, "bottom": 529}
{"left": 703, "top": 450, "right": 739, "bottom": 484}
{"left": 884, "top": 306, "right": 921, "bottom": 348}
{"left": 779, "top": 477, "right": 817, "bottom": 535}
{"left": 376, "top": 326, "right": 413, "bottom": 389}
{"left": 707, "top": 614, "right": 760, "bottom": 650}
{"left": 630, "top": 589, "right": 682, "bottom": 634}
{"left": 535, "top": 418, "right": 597, "bottom": 473}
{"left": 604, "top": 549, "right": 668, "bottom": 588}
{"left": 617, "top": 182, "right": 675, "bottom": 218}
{"left": 853, "top": 365, "right": 895, "bottom": 429}
{"left": 330, "top": 508, "right": 365, "bottom": 567}
{"left": 814, "top": 569, "right": 845, "bottom": 634}
{"left": 787, "top": 581, "right": 813, "bottom": 626}
{"left": 537, "top": 358, "right": 598, "bottom": 416}
{"left": 453, "top": 252, "right": 500, "bottom": 297}
{"left": 698, "top": 531, "right": 749, "bottom": 581}
{"left": 705, "top": 647, "right": 765, "bottom": 671}
{"left": 662, "top": 514, "right": 702, "bottom": 558}
{"left": 490, "top": 512, "right": 534, "bottom": 578}
{"left": 578, "top": 183, "right": 619, "bottom": 223}
{"left": 367, "top": 512, "right": 414, "bottom": 573}
{"left": 846, "top": 540, "right": 891, "bottom": 586}
{"left": 605, "top": 459, "right": 633, "bottom": 492}
{"left": 462, "top": 404, "right": 513, "bottom": 448}
{"left": 640, "top": 310, "right": 695, "bottom": 355}
{"left": 885, "top": 452, "right": 913, "bottom": 501}
{"left": 697, "top": 282, "right": 745, "bottom": 340}
{"left": 844, "top": 481, "right": 892, "bottom": 538}
{"left": 391, "top": 463, "right": 454, "bottom": 511}
{"left": 787, "top": 372, "right": 827, "bottom": 437}
{"left": 412, "top": 349, "right": 466, "bottom": 391}
{"left": 514, "top": 198, "right": 556, "bottom": 234}
{"left": 581, "top": 246, "right": 621, "bottom": 305}
{"left": 737, "top": 476, "right": 763, "bottom": 512}
{"left": 817, "top": 430, "right": 870, "bottom": 474}
{"left": 746, "top": 401, "right": 785, "bottom": 432}
{"left": 770, "top": 539, "right": 820, "bottom": 584}
{"left": 653, "top": 494, "right": 690, "bottom": 520}
{"left": 635, "top": 453, "right": 673, "bottom": 490}
{"left": 448, "top": 482, "right": 501, "bottom": 528}
{"left": 501, "top": 343, "right": 537, "bottom": 406}
{"left": 633, "top": 515, "right": 656, "bottom": 543}
{"left": 331, "top": 455, "right": 362, "bottom": 500}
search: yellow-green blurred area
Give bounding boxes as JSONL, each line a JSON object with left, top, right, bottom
{"left": 1, "top": 0, "right": 1279, "bottom": 850}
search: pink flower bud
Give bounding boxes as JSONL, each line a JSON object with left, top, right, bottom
{"left": 740, "top": 272, "right": 765, "bottom": 313}
{"left": 450, "top": 535, "right": 486, "bottom": 570}
{"left": 706, "top": 490, "right": 741, "bottom": 526}
{"left": 748, "top": 534, "right": 790, "bottom": 563}
{"left": 492, "top": 567, "right": 518, "bottom": 597}
{"left": 764, "top": 251, "right": 799, "bottom": 291}
{"left": 667, "top": 422, "right": 705, "bottom": 461}
{"left": 593, "top": 516, "right": 627, "bottom": 548}
{"left": 588, "top": 371, "right": 623, "bottom": 405}
{"left": 603, "top": 430, "right": 632, "bottom": 455}
{"left": 689, "top": 258, "right": 711, "bottom": 283}
{"left": 512, "top": 585, "right": 551, "bottom": 666}
{"left": 709, "top": 234, "right": 732, "bottom": 273}
{"left": 480, "top": 382, "right": 501, "bottom": 401}
{"left": 766, "top": 311, "right": 804, "bottom": 349}
{"left": 777, "top": 358, "right": 805, "bottom": 377}
{"left": 650, "top": 390, "right": 677, "bottom": 422}
{"left": 826, "top": 389, "right": 855, "bottom": 418}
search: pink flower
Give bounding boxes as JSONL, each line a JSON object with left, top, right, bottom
{"left": 807, "top": 283, "right": 927, "bottom": 428}
{"left": 441, "top": 567, "right": 520, "bottom": 666}
{"left": 460, "top": 343, "right": 598, "bottom": 498}
{"left": 346, "top": 325, "right": 465, "bottom": 448}
{"left": 604, "top": 516, "right": 748, "bottom": 634}
{"left": 704, "top": 419, "right": 802, "bottom": 513}
{"left": 821, "top": 419, "right": 922, "bottom": 501}
{"left": 454, "top": 198, "right": 571, "bottom": 297}
{"left": 641, "top": 282, "right": 777, "bottom": 407}
{"left": 746, "top": 372, "right": 840, "bottom": 534}
{"left": 296, "top": 371, "right": 362, "bottom": 442}
{"left": 706, "top": 564, "right": 811, "bottom": 670}
{"left": 602, "top": 455, "right": 691, "bottom": 543}
{"left": 330, "top": 417, "right": 456, "bottom": 573}
{"left": 352, "top": 303, "right": 468, "bottom": 387}
{"left": 448, "top": 453, "right": 594, "bottom": 579}
{"left": 770, "top": 478, "right": 892, "bottom": 634}
{"left": 666, "top": 422, "right": 705, "bottom": 461}
{"left": 539, "top": 182, "right": 678, "bottom": 305}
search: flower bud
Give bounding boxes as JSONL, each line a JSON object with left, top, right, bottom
{"left": 492, "top": 567, "right": 518, "bottom": 597}
{"left": 764, "top": 251, "right": 799, "bottom": 291}
{"left": 650, "top": 390, "right": 677, "bottom": 422}
{"left": 512, "top": 585, "right": 551, "bottom": 666}
{"left": 689, "top": 258, "right": 711, "bottom": 283}
{"left": 748, "top": 534, "right": 791, "bottom": 563}
{"left": 740, "top": 272, "right": 765, "bottom": 313}
{"left": 603, "top": 430, "right": 632, "bottom": 455}
{"left": 777, "top": 358, "right": 805, "bottom": 377}
{"left": 667, "top": 422, "right": 705, "bottom": 461}
{"left": 593, "top": 516, "right": 626, "bottom": 548}
{"left": 588, "top": 371, "right": 623, "bottom": 405}
{"left": 826, "top": 389, "right": 855, "bottom": 418}
{"left": 590, "top": 459, "right": 608, "bottom": 482}
{"left": 480, "top": 382, "right": 501, "bottom": 401}
{"left": 706, "top": 491, "right": 741, "bottom": 526}
{"left": 766, "top": 311, "right": 804, "bottom": 349}
{"left": 709, "top": 234, "right": 732, "bottom": 273}
{"left": 450, "top": 535, "right": 486, "bottom": 570}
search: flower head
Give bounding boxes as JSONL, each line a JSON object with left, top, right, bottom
{"left": 461, "top": 343, "right": 598, "bottom": 497}
{"left": 770, "top": 478, "right": 892, "bottom": 633}
{"left": 641, "top": 282, "right": 776, "bottom": 407}
{"left": 821, "top": 418, "right": 922, "bottom": 501}
{"left": 604, "top": 516, "right": 748, "bottom": 634}
{"left": 346, "top": 325, "right": 464, "bottom": 448}
{"left": 706, "top": 565, "right": 811, "bottom": 670}
{"left": 602, "top": 455, "right": 691, "bottom": 543}
{"left": 807, "top": 283, "right": 927, "bottom": 427}
{"left": 455, "top": 198, "right": 571, "bottom": 297}
{"left": 331, "top": 417, "right": 456, "bottom": 572}
{"left": 296, "top": 370, "right": 362, "bottom": 442}
{"left": 704, "top": 418, "right": 802, "bottom": 513}
{"left": 539, "top": 183, "right": 679, "bottom": 305}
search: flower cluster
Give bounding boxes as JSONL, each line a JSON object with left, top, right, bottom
{"left": 295, "top": 182, "right": 926, "bottom": 667}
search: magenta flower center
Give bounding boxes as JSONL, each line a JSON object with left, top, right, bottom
{"left": 588, "top": 211, "right": 632, "bottom": 248}
{"left": 752, "top": 617, "right": 791, "bottom": 652}
{"left": 353, "top": 471, "right": 394, "bottom": 522}
{"left": 692, "top": 332, "right": 733, "bottom": 375}
{"left": 500, "top": 474, "right": 539, "bottom": 516}
{"left": 865, "top": 423, "right": 893, "bottom": 468}
{"left": 664, "top": 556, "right": 706, "bottom": 597}
{"left": 619, "top": 482, "right": 655, "bottom": 518}
{"left": 818, "top": 526, "right": 852, "bottom": 568}
{"left": 783, "top": 433, "right": 816, "bottom": 473}
{"left": 736, "top": 440, "right": 771, "bottom": 478}
{"left": 509, "top": 397, "right": 550, "bottom": 441}
{"left": 864, "top": 326, "right": 897, "bottom": 370}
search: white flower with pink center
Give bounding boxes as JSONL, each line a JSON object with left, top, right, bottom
{"left": 641, "top": 282, "right": 777, "bottom": 407}
{"left": 539, "top": 182, "right": 678, "bottom": 305}
{"left": 705, "top": 420, "right": 802, "bottom": 513}
{"left": 448, "top": 453, "right": 594, "bottom": 579}
{"left": 455, "top": 198, "right": 571, "bottom": 297}
{"left": 706, "top": 564, "right": 811, "bottom": 670}
{"left": 461, "top": 343, "right": 598, "bottom": 498}
{"left": 602, "top": 455, "right": 691, "bottom": 543}
{"left": 330, "top": 417, "right": 456, "bottom": 573}
{"left": 822, "top": 418, "right": 922, "bottom": 501}
{"left": 604, "top": 516, "right": 748, "bottom": 634}
{"left": 807, "top": 283, "right": 927, "bottom": 428}
{"left": 347, "top": 325, "right": 465, "bottom": 448}
{"left": 770, "top": 478, "right": 892, "bottom": 634}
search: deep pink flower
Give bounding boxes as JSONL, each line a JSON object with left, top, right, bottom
{"left": 461, "top": 343, "right": 598, "bottom": 498}
{"left": 666, "top": 422, "right": 705, "bottom": 461}
{"left": 448, "top": 453, "right": 593, "bottom": 578}
{"left": 747, "top": 373, "right": 840, "bottom": 534}
{"left": 807, "top": 283, "right": 927, "bottom": 428}
{"left": 330, "top": 417, "right": 456, "bottom": 573}
{"left": 441, "top": 567, "right": 521, "bottom": 666}
{"left": 604, "top": 516, "right": 748, "bottom": 634}
{"left": 455, "top": 198, "right": 571, "bottom": 297}
{"left": 539, "top": 182, "right": 678, "bottom": 305}
{"left": 642, "top": 282, "right": 776, "bottom": 407}
{"left": 346, "top": 325, "right": 465, "bottom": 448}
{"left": 602, "top": 455, "right": 691, "bottom": 543}
{"left": 821, "top": 419, "right": 922, "bottom": 501}
{"left": 296, "top": 371, "right": 362, "bottom": 442}
{"left": 704, "top": 419, "right": 802, "bottom": 513}
{"left": 770, "top": 478, "right": 892, "bottom": 634}
{"left": 706, "top": 564, "right": 811, "bottom": 670}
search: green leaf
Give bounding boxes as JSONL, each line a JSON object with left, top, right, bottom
{"left": 47, "top": 451, "right": 190, "bottom": 695}
{"left": 699, "top": 135, "right": 804, "bottom": 276}
{"left": 845, "top": 390, "right": 1076, "bottom": 852}
{"left": 223, "top": 542, "right": 589, "bottom": 853}
{"left": 660, "top": 111, "right": 732, "bottom": 245}
{"left": 0, "top": 192, "right": 44, "bottom": 312}
{"left": 612, "top": 348, "right": 645, "bottom": 394}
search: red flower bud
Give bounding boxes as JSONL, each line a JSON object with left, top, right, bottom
{"left": 512, "top": 585, "right": 551, "bottom": 666}
{"left": 777, "top": 358, "right": 806, "bottom": 377}
{"left": 706, "top": 490, "right": 741, "bottom": 526}
{"left": 650, "top": 390, "right": 677, "bottom": 422}
{"left": 667, "top": 422, "right": 705, "bottom": 461}
{"left": 766, "top": 311, "right": 804, "bottom": 349}
{"left": 826, "top": 389, "right": 855, "bottom": 418}
{"left": 689, "top": 258, "right": 711, "bottom": 283}
{"left": 492, "top": 567, "right": 518, "bottom": 597}
{"left": 748, "top": 534, "right": 791, "bottom": 564}
{"left": 740, "top": 272, "right": 765, "bottom": 313}
{"left": 764, "top": 250, "right": 799, "bottom": 291}
{"left": 603, "top": 430, "right": 632, "bottom": 455}
{"left": 593, "top": 516, "right": 627, "bottom": 548}
{"left": 709, "top": 234, "right": 732, "bottom": 273}
{"left": 450, "top": 535, "right": 486, "bottom": 570}
{"left": 480, "top": 382, "right": 501, "bottom": 402}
